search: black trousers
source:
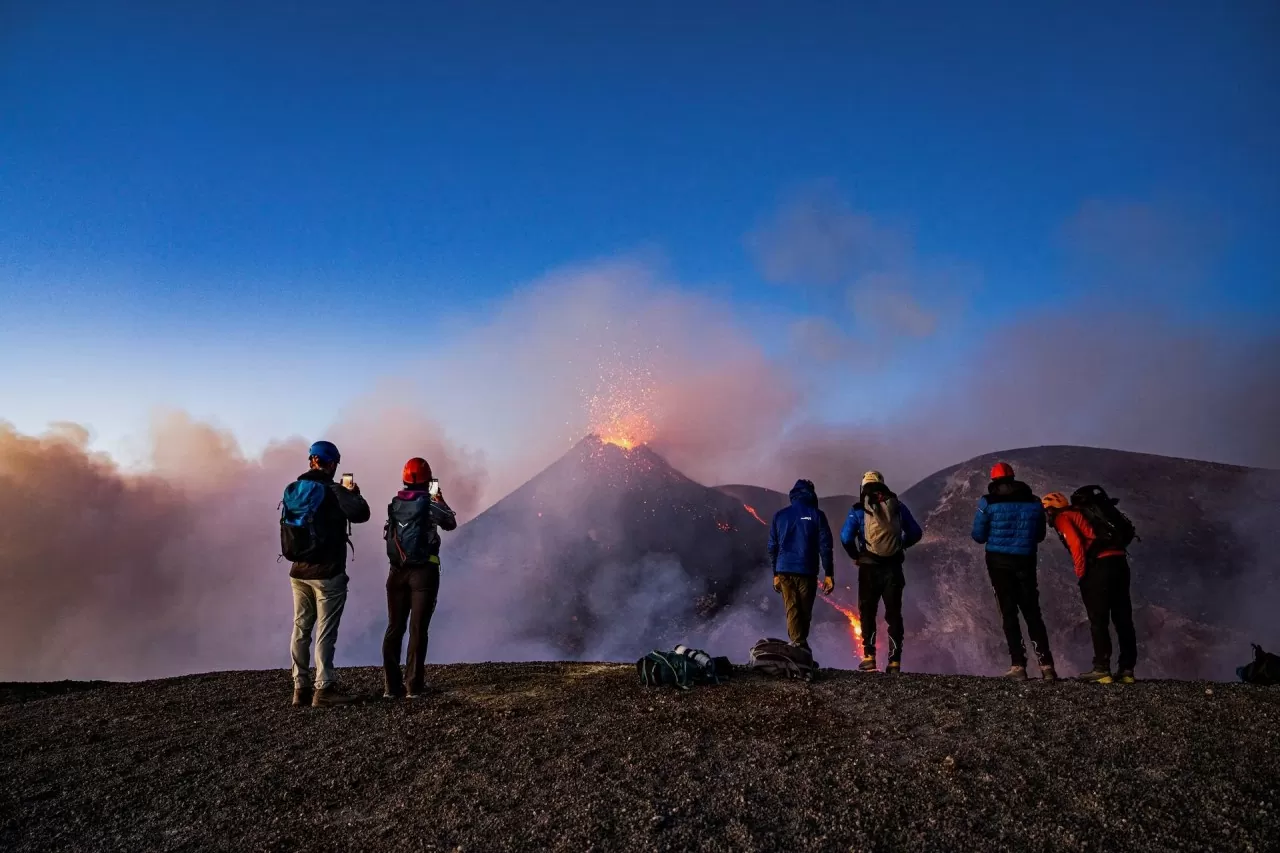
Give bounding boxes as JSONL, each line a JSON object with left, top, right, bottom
{"left": 382, "top": 564, "right": 441, "bottom": 694}
{"left": 986, "top": 552, "right": 1054, "bottom": 668}
{"left": 1079, "top": 554, "right": 1138, "bottom": 672}
{"left": 858, "top": 563, "right": 905, "bottom": 662}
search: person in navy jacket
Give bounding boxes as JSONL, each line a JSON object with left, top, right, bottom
{"left": 972, "top": 462, "right": 1057, "bottom": 681}
{"left": 767, "top": 479, "right": 835, "bottom": 652}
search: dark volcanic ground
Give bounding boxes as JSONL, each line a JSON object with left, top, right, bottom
{"left": 3, "top": 665, "right": 1278, "bottom": 853}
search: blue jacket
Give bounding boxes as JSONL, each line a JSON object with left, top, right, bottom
{"left": 768, "top": 480, "right": 835, "bottom": 578}
{"left": 971, "top": 478, "right": 1046, "bottom": 556}
{"left": 840, "top": 484, "right": 924, "bottom": 567}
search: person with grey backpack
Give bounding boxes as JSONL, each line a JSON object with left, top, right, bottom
{"left": 840, "top": 471, "right": 923, "bottom": 674}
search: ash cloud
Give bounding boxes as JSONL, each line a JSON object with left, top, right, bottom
{"left": 0, "top": 406, "right": 488, "bottom": 681}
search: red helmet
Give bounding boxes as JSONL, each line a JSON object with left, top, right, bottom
{"left": 402, "top": 457, "right": 433, "bottom": 485}
{"left": 990, "top": 462, "right": 1015, "bottom": 480}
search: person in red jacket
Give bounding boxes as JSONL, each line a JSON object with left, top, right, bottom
{"left": 1042, "top": 492, "right": 1137, "bottom": 684}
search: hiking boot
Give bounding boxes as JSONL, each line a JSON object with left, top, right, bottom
{"left": 1078, "top": 669, "right": 1114, "bottom": 684}
{"left": 1040, "top": 665, "right": 1059, "bottom": 682}
{"left": 1002, "top": 665, "right": 1028, "bottom": 680}
{"left": 382, "top": 691, "right": 404, "bottom": 700}
{"left": 858, "top": 656, "right": 878, "bottom": 673}
{"left": 886, "top": 661, "right": 901, "bottom": 675}
{"left": 1116, "top": 669, "right": 1136, "bottom": 684}
{"left": 312, "top": 685, "right": 361, "bottom": 707}
{"left": 292, "top": 687, "right": 312, "bottom": 707}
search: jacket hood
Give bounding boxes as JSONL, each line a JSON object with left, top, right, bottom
{"left": 298, "top": 469, "right": 334, "bottom": 484}
{"left": 988, "top": 477, "right": 1034, "bottom": 500}
{"left": 788, "top": 479, "right": 818, "bottom": 507}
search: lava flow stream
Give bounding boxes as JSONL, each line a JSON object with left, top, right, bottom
{"left": 820, "top": 596, "right": 864, "bottom": 657}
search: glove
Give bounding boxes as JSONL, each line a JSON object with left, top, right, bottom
{"left": 772, "top": 575, "right": 782, "bottom": 594}
{"left": 821, "top": 576, "right": 834, "bottom": 596}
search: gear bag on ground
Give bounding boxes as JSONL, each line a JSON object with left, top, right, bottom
{"left": 1237, "top": 644, "right": 1280, "bottom": 685}
{"left": 636, "top": 645, "right": 731, "bottom": 689}
{"left": 749, "top": 637, "right": 819, "bottom": 680}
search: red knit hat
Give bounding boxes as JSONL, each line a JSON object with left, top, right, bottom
{"left": 402, "top": 457, "right": 433, "bottom": 485}
{"left": 990, "top": 462, "right": 1015, "bottom": 480}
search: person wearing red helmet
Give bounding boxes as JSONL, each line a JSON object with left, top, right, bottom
{"left": 971, "top": 461, "right": 1056, "bottom": 681}
{"left": 381, "top": 457, "right": 457, "bottom": 699}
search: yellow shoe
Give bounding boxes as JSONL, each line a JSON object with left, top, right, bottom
{"left": 886, "top": 661, "right": 902, "bottom": 675}
{"left": 1117, "top": 670, "right": 1136, "bottom": 684}
{"left": 1078, "top": 669, "right": 1113, "bottom": 684}
{"left": 858, "top": 656, "right": 878, "bottom": 672}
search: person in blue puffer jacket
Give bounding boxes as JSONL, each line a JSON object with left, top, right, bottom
{"left": 767, "top": 479, "right": 835, "bottom": 652}
{"left": 971, "top": 462, "right": 1056, "bottom": 681}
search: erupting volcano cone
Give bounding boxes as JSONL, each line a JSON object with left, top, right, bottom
{"left": 436, "top": 436, "right": 776, "bottom": 658}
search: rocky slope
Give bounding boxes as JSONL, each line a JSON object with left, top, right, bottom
{"left": 3, "top": 665, "right": 1277, "bottom": 853}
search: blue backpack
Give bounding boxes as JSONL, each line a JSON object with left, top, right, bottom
{"left": 279, "top": 480, "right": 330, "bottom": 562}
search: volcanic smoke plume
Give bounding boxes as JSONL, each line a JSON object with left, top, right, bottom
{"left": 0, "top": 411, "right": 486, "bottom": 682}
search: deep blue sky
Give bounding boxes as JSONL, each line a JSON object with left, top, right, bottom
{"left": 2, "top": 2, "right": 1277, "bottom": 459}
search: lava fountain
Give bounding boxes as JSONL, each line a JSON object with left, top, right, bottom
{"left": 585, "top": 349, "right": 657, "bottom": 451}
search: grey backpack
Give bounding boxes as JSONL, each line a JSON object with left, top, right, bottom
{"left": 749, "top": 638, "right": 818, "bottom": 680}
{"left": 863, "top": 490, "right": 904, "bottom": 558}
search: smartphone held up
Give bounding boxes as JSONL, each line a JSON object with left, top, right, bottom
{"left": 427, "top": 478, "right": 440, "bottom": 497}
{"left": 341, "top": 473, "right": 354, "bottom": 490}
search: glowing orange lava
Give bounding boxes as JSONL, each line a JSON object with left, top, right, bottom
{"left": 820, "top": 596, "right": 864, "bottom": 656}
{"left": 743, "top": 504, "right": 767, "bottom": 525}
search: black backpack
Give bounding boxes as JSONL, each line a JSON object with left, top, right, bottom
{"left": 1237, "top": 644, "right": 1280, "bottom": 686}
{"left": 748, "top": 637, "right": 819, "bottom": 681}
{"left": 385, "top": 496, "right": 438, "bottom": 568}
{"left": 636, "top": 647, "right": 730, "bottom": 689}
{"left": 1070, "top": 485, "right": 1138, "bottom": 553}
